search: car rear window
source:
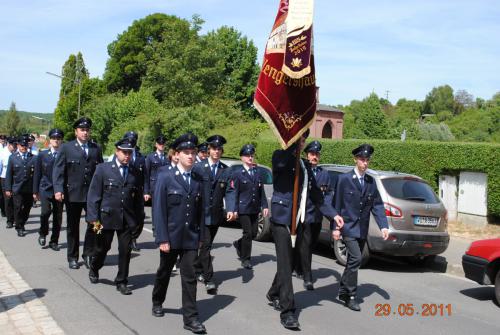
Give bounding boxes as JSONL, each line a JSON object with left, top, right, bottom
{"left": 381, "top": 178, "right": 440, "bottom": 204}
{"left": 257, "top": 167, "right": 273, "bottom": 184}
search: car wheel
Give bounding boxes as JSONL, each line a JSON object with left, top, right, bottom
{"left": 333, "top": 238, "right": 370, "bottom": 267}
{"left": 255, "top": 213, "right": 272, "bottom": 242}
{"left": 495, "top": 270, "right": 500, "bottom": 305}
{"left": 408, "top": 255, "right": 437, "bottom": 267}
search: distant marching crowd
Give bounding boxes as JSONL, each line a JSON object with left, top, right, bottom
{"left": 0, "top": 116, "right": 389, "bottom": 333}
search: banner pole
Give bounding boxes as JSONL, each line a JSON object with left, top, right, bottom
{"left": 290, "top": 142, "right": 301, "bottom": 247}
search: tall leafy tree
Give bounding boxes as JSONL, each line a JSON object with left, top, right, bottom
{"left": 356, "top": 93, "right": 389, "bottom": 139}
{"left": 104, "top": 13, "right": 181, "bottom": 93}
{"left": 3, "top": 102, "right": 21, "bottom": 136}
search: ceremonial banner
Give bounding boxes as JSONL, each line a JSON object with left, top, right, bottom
{"left": 254, "top": 0, "right": 316, "bottom": 149}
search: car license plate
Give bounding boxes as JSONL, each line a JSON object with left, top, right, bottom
{"left": 413, "top": 216, "right": 438, "bottom": 227}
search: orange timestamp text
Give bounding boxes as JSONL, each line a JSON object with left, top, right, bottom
{"left": 375, "top": 303, "right": 452, "bottom": 317}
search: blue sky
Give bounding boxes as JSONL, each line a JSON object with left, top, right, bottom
{"left": 0, "top": 0, "right": 499, "bottom": 113}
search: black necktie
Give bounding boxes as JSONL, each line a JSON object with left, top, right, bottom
{"left": 313, "top": 167, "right": 318, "bottom": 176}
{"left": 121, "top": 165, "right": 128, "bottom": 180}
{"left": 81, "top": 144, "right": 88, "bottom": 158}
{"left": 183, "top": 172, "right": 191, "bottom": 186}
{"left": 211, "top": 164, "right": 217, "bottom": 177}
{"left": 359, "top": 176, "right": 365, "bottom": 189}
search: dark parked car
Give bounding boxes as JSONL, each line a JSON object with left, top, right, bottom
{"left": 318, "top": 165, "right": 450, "bottom": 266}
{"left": 462, "top": 238, "right": 500, "bottom": 305}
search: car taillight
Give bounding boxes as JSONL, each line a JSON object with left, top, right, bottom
{"left": 384, "top": 203, "right": 403, "bottom": 218}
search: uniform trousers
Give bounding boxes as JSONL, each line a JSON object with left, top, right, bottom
{"left": 339, "top": 237, "right": 366, "bottom": 297}
{"left": 234, "top": 214, "right": 259, "bottom": 261}
{"left": 294, "top": 221, "right": 322, "bottom": 282}
{"left": 13, "top": 193, "right": 33, "bottom": 230}
{"left": 0, "top": 178, "right": 5, "bottom": 216}
{"left": 267, "top": 221, "right": 297, "bottom": 318}
{"left": 195, "top": 224, "right": 219, "bottom": 281}
{"left": 65, "top": 202, "right": 95, "bottom": 262}
{"left": 152, "top": 249, "right": 198, "bottom": 324}
{"left": 91, "top": 228, "right": 132, "bottom": 284}
{"left": 1, "top": 179, "right": 14, "bottom": 224}
{"left": 39, "top": 195, "right": 63, "bottom": 244}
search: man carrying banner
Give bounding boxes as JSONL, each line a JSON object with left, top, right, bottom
{"left": 266, "top": 131, "right": 343, "bottom": 329}
{"left": 253, "top": 0, "right": 344, "bottom": 329}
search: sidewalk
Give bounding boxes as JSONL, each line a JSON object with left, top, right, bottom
{"left": 0, "top": 248, "right": 64, "bottom": 335}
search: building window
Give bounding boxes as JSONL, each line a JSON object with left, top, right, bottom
{"left": 322, "top": 121, "right": 332, "bottom": 138}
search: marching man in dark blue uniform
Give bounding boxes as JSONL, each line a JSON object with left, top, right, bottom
{"left": 52, "top": 117, "right": 104, "bottom": 269}
{"left": 144, "top": 135, "right": 169, "bottom": 203}
{"left": 192, "top": 135, "right": 230, "bottom": 293}
{"left": 293, "top": 140, "right": 334, "bottom": 290}
{"left": 151, "top": 133, "right": 207, "bottom": 334}
{"left": 266, "top": 132, "right": 344, "bottom": 330}
{"left": 122, "top": 131, "right": 146, "bottom": 252}
{"left": 226, "top": 144, "right": 269, "bottom": 269}
{"left": 0, "top": 136, "right": 17, "bottom": 229}
{"left": 195, "top": 142, "right": 208, "bottom": 163}
{"left": 33, "top": 128, "right": 64, "bottom": 250}
{"left": 86, "top": 138, "right": 144, "bottom": 295}
{"left": 5, "top": 136, "right": 37, "bottom": 237}
{"left": 333, "top": 143, "right": 389, "bottom": 311}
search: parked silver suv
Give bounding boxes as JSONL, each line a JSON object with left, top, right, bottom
{"left": 319, "top": 164, "right": 450, "bottom": 266}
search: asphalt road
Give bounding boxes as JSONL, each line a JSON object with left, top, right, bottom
{"left": 0, "top": 207, "right": 498, "bottom": 335}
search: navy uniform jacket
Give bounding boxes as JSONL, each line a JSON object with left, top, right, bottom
{"left": 270, "top": 146, "right": 338, "bottom": 226}
{"left": 305, "top": 166, "right": 334, "bottom": 224}
{"left": 33, "top": 149, "right": 58, "bottom": 198}
{"left": 226, "top": 165, "right": 268, "bottom": 215}
{"left": 153, "top": 167, "right": 203, "bottom": 250}
{"left": 192, "top": 159, "right": 230, "bottom": 226}
{"left": 144, "top": 151, "right": 169, "bottom": 195}
{"left": 333, "top": 170, "right": 388, "bottom": 238}
{"left": 86, "top": 162, "right": 144, "bottom": 230}
{"left": 52, "top": 140, "right": 103, "bottom": 203}
{"left": 109, "top": 150, "right": 146, "bottom": 192}
{"left": 5, "top": 152, "right": 37, "bottom": 194}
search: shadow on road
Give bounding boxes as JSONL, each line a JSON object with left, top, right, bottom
{"left": 460, "top": 286, "right": 497, "bottom": 305}
{"left": 198, "top": 294, "right": 236, "bottom": 322}
{"left": 0, "top": 288, "right": 47, "bottom": 312}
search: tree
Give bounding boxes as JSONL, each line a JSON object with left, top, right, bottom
{"left": 3, "top": 102, "right": 21, "bottom": 136}
{"left": 455, "top": 89, "right": 475, "bottom": 110}
{"left": 202, "top": 26, "right": 260, "bottom": 112}
{"left": 423, "top": 85, "right": 463, "bottom": 117}
{"left": 104, "top": 13, "right": 184, "bottom": 93}
{"left": 59, "top": 52, "right": 89, "bottom": 98}
{"left": 356, "top": 93, "right": 389, "bottom": 139}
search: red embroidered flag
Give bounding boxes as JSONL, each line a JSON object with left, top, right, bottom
{"left": 254, "top": 0, "right": 316, "bottom": 149}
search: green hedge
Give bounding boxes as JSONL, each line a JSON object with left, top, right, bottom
{"left": 222, "top": 136, "right": 500, "bottom": 218}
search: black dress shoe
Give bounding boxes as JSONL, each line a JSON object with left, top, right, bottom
{"left": 152, "top": 305, "right": 164, "bottom": 317}
{"left": 345, "top": 298, "right": 361, "bottom": 311}
{"left": 38, "top": 235, "right": 46, "bottom": 246}
{"left": 183, "top": 320, "right": 206, "bottom": 334}
{"left": 82, "top": 255, "right": 90, "bottom": 269}
{"left": 17, "top": 229, "right": 26, "bottom": 237}
{"left": 280, "top": 315, "right": 300, "bottom": 330}
{"left": 233, "top": 240, "right": 241, "bottom": 258}
{"left": 49, "top": 243, "right": 60, "bottom": 251}
{"left": 241, "top": 260, "right": 253, "bottom": 269}
{"left": 205, "top": 281, "right": 217, "bottom": 293}
{"left": 131, "top": 239, "right": 140, "bottom": 252}
{"left": 266, "top": 293, "right": 282, "bottom": 311}
{"left": 303, "top": 281, "right": 314, "bottom": 290}
{"left": 68, "top": 260, "right": 80, "bottom": 269}
{"left": 116, "top": 284, "right": 132, "bottom": 295}
{"left": 89, "top": 269, "right": 99, "bottom": 284}
{"left": 6, "top": 222, "right": 14, "bottom": 229}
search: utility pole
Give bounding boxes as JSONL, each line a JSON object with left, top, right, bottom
{"left": 385, "top": 90, "right": 390, "bottom": 101}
